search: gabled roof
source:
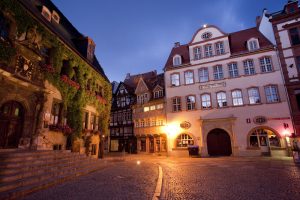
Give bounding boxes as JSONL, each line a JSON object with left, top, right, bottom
{"left": 18, "top": 0, "right": 109, "bottom": 81}
{"left": 164, "top": 27, "right": 273, "bottom": 69}
{"left": 164, "top": 44, "right": 190, "bottom": 70}
{"left": 229, "top": 27, "right": 273, "bottom": 55}
{"left": 123, "top": 70, "right": 157, "bottom": 88}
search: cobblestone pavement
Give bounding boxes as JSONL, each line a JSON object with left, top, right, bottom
{"left": 22, "top": 159, "right": 158, "bottom": 200}
{"left": 159, "top": 157, "right": 300, "bottom": 200}
{"left": 22, "top": 155, "right": 300, "bottom": 200}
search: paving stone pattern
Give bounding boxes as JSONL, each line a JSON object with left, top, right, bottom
{"left": 22, "top": 160, "right": 158, "bottom": 200}
{"left": 159, "top": 157, "right": 300, "bottom": 200}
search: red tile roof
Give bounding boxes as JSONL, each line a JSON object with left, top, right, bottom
{"left": 164, "top": 44, "right": 190, "bottom": 69}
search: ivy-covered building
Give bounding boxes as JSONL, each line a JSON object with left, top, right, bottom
{"left": 0, "top": 0, "right": 111, "bottom": 157}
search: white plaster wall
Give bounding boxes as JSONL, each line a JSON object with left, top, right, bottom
{"left": 279, "top": 30, "right": 291, "bottom": 49}
{"left": 285, "top": 57, "right": 298, "bottom": 79}
{"left": 283, "top": 49, "right": 293, "bottom": 57}
{"left": 192, "top": 27, "right": 225, "bottom": 43}
{"left": 259, "top": 11, "right": 276, "bottom": 44}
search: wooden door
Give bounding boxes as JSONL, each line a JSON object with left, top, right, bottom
{"left": 149, "top": 137, "right": 154, "bottom": 153}
{"left": 0, "top": 101, "right": 24, "bottom": 148}
{"left": 207, "top": 128, "right": 232, "bottom": 156}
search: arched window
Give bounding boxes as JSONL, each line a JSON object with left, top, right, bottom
{"left": 0, "top": 13, "right": 9, "bottom": 41}
{"left": 176, "top": 133, "right": 194, "bottom": 147}
{"left": 247, "top": 38, "right": 260, "bottom": 51}
{"left": 173, "top": 55, "right": 182, "bottom": 66}
{"left": 249, "top": 128, "right": 281, "bottom": 148}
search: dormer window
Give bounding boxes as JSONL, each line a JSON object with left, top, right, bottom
{"left": 154, "top": 90, "right": 163, "bottom": 98}
{"left": 247, "top": 38, "right": 259, "bottom": 51}
{"left": 52, "top": 11, "right": 60, "bottom": 24}
{"left": 173, "top": 55, "right": 182, "bottom": 66}
{"left": 41, "top": 6, "right": 51, "bottom": 22}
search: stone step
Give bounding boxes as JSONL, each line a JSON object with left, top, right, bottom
{"left": 0, "top": 158, "right": 100, "bottom": 193}
{"left": 0, "top": 153, "right": 86, "bottom": 169}
{"left": 0, "top": 161, "right": 106, "bottom": 200}
{"left": 0, "top": 156, "right": 96, "bottom": 183}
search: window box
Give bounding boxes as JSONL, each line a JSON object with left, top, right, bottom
{"left": 60, "top": 75, "right": 80, "bottom": 90}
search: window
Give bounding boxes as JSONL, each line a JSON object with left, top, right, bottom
{"left": 260, "top": 57, "right": 273, "bottom": 73}
{"left": 151, "top": 118, "right": 156, "bottom": 126}
{"left": 171, "top": 73, "right": 180, "bottom": 86}
{"left": 157, "top": 119, "right": 164, "bottom": 126}
{"left": 202, "top": 32, "right": 212, "bottom": 39}
{"left": 144, "top": 107, "right": 149, "bottom": 112}
{"left": 145, "top": 119, "right": 150, "bottom": 127}
{"left": 199, "top": 68, "right": 209, "bottom": 82}
{"left": 228, "top": 62, "right": 239, "bottom": 78}
{"left": 156, "top": 104, "right": 163, "bottom": 109}
{"left": 140, "top": 120, "right": 145, "bottom": 127}
{"left": 265, "top": 85, "right": 279, "bottom": 103}
{"left": 249, "top": 128, "right": 281, "bottom": 148}
{"left": 194, "top": 47, "right": 202, "bottom": 60}
{"left": 204, "top": 44, "right": 213, "bottom": 57}
{"left": 154, "top": 90, "right": 163, "bottom": 98}
{"left": 121, "top": 97, "right": 126, "bottom": 107}
{"left": 232, "top": 90, "right": 243, "bottom": 106}
{"left": 215, "top": 42, "right": 225, "bottom": 55}
{"left": 172, "top": 97, "right": 181, "bottom": 112}
{"left": 90, "top": 114, "right": 96, "bottom": 130}
{"left": 52, "top": 11, "right": 60, "bottom": 24}
{"left": 176, "top": 133, "right": 194, "bottom": 147}
{"left": 217, "top": 92, "right": 227, "bottom": 107}
{"left": 173, "top": 55, "right": 182, "bottom": 66}
{"left": 0, "top": 13, "right": 9, "bottom": 41}
{"left": 184, "top": 71, "right": 194, "bottom": 84}
{"left": 51, "top": 102, "right": 62, "bottom": 125}
{"left": 201, "top": 94, "right": 211, "bottom": 109}
{"left": 140, "top": 139, "right": 146, "bottom": 151}
{"left": 296, "top": 56, "right": 300, "bottom": 73}
{"left": 83, "top": 112, "right": 89, "bottom": 129}
{"left": 289, "top": 28, "right": 300, "bottom": 46}
{"left": 186, "top": 95, "right": 196, "bottom": 110}
{"left": 248, "top": 39, "right": 259, "bottom": 51}
{"left": 243, "top": 59, "right": 255, "bottom": 75}
{"left": 248, "top": 88, "right": 261, "bottom": 104}
{"left": 41, "top": 6, "right": 51, "bottom": 21}
{"left": 150, "top": 105, "right": 156, "bottom": 111}
{"left": 213, "top": 65, "right": 224, "bottom": 80}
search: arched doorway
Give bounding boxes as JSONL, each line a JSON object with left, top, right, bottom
{"left": 207, "top": 128, "right": 232, "bottom": 156}
{"left": 0, "top": 101, "right": 24, "bottom": 148}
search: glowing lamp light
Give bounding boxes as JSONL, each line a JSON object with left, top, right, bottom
{"left": 203, "top": 24, "right": 207, "bottom": 28}
{"left": 282, "top": 129, "right": 291, "bottom": 137}
{"left": 164, "top": 123, "right": 180, "bottom": 139}
{"left": 137, "top": 160, "right": 141, "bottom": 165}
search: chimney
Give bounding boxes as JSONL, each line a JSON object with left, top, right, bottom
{"left": 174, "top": 42, "right": 180, "bottom": 48}
{"left": 125, "top": 73, "right": 131, "bottom": 80}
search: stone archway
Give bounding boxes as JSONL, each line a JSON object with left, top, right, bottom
{"left": 0, "top": 101, "right": 25, "bottom": 148}
{"left": 207, "top": 128, "right": 232, "bottom": 156}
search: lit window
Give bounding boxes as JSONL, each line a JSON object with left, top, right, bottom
{"left": 248, "top": 88, "right": 261, "bottom": 104}
{"left": 173, "top": 55, "right": 182, "bottom": 66}
{"left": 184, "top": 71, "right": 194, "bottom": 84}
{"left": 265, "top": 85, "right": 279, "bottom": 103}
{"left": 52, "top": 11, "right": 60, "bottom": 24}
{"left": 213, "top": 65, "right": 223, "bottom": 80}
{"left": 260, "top": 57, "right": 273, "bottom": 73}
{"left": 156, "top": 104, "right": 164, "bottom": 109}
{"left": 140, "top": 120, "right": 145, "bottom": 127}
{"left": 201, "top": 94, "right": 211, "bottom": 109}
{"left": 199, "top": 68, "right": 209, "bottom": 82}
{"left": 51, "top": 102, "right": 62, "bottom": 125}
{"left": 144, "top": 107, "right": 149, "bottom": 112}
{"left": 228, "top": 62, "right": 239, "bottom": 78}
{"left": 186, "top": 96, "right": 196, "bottom": 110}
{"left": 151, "top": 118, "right": 156, "bottom": 126}
{"left": 145, "top": 119, "right": 150, "bottom": 127}
{"left": 215, "top": 42, "right": 225, "bottom": 55}
{"left": 243, "top": 60, "right": 255, "bottom": 75}
{"left": 232, "top": 90, "right": 243, "bottom": 106}
{"left": 150, "top": 105, "right": 156, "bottom": 111}
{"left": 176, "top": 133, "right": 194, "bottom": 147}
{"left": 249, "top": 128, "right": 281, "bottom": 147}
{"left": 204, "top": 44, "right": 213, "bottom": 57}
{"left": 41, "top": 6, "right": 51, "bottom": 21}
{"left": 172, "top": 97, "right": 181, "bottom": 112}
{"left": 171, "top": 73, "right": 180, "bottom": 86}
{"left": 217, "top": 92, "right": 227, "bottom": 107}
{"left": 194, "top": 47, "right": 202, "bottom": 60}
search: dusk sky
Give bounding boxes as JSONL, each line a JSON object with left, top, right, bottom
{"left": 52, "top": 0, "right": 287, "bottom": 82}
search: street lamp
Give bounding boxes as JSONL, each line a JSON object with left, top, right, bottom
{"left": 164, "top": 123, "right": 180, "bottom": 157}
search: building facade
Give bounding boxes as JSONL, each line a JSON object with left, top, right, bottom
{"left": 269, "top": 0, "right": 300, "bottom": 137}
{"left": 109, "top": 82, "right": 136, "bottom": 152}
{"left": 131, "top": 71, "right": 167, "bottom": 154}
{"left": 164, "top": 24, "right": 292, "bottom": 157}
{"left": 0, "top": 0, "right": 111, "bottom": 158}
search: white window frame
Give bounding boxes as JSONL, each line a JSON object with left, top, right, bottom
{"left": 243, "top": 59, "right": 256, "bottom": 75}
{"left": 201, "top": 94, "right": 211, "bottom": 109}
{"left": 247, "top": 38, "right": 260, "bottom": 51}
{"left": 194, "top": 47, "right": 202, "bottom": 60}
{"left": 204, "top": 44, "right": 213, "bottom": 57}
{"left": 172, "top": 97, "right": 181, "bottom": 112}
{"left": 248, "top": 87, "right": 261, "bottom": 104}
{"left": 184, "top": 71, "right": 194, "bottom": 85}
{"left": 265, "top": 85, "right": 279, "bottom": 103}
{"left": 199, "top": 68, "right": 209, "bottom": 82}
{"left": 228, "top": 62, "right": 239, "bottom": 78}
{"left": 260, "top": 57, "right": 273, "bottom": 73}
{"left": 217, "top": 92, "right": 227, "bottom": 107}
{"left": 186, "top": 95, "right": 196, "bottom": 111}
{"left": 215, "top": 42, "right": 225, "bottom": 55}
{"left": 213, "top": 65, "right": 224, "bottom": 80}
{"left": 232, "top": 90, "right": 244, "bottom": 106}
{"left": 171, "top": 73, "right": 180, "bottom": 86}
{"left": 173, "top": 55, "right": 182, "bottom": 66}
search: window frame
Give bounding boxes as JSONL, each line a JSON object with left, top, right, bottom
{"left": 213, "top": 65, "right": 224, "bottom": 80}
{"left": 193, "top": 46, "right": 202, "bottom": 60}
{"left": 228, "top": 62, "right": 239, "bottom": 78}
{"left": 264, "top": 85, "right": 280, "bottom": 103}
{"left": 216, "top": 91, "right": 227, "bottom": 108}
{"left": 170, "top": 73, "right": 180, "bottom": 87}
{"left": 176, "top": 133, "right": 194, "bottom": 148}
{"left": 172, "top": 97, "right": 182, "bottom": 112}
{"left": 247, "top": 87, "right": 261, "bottom": 105}
{"left": 260, "top": 56, "right": 273, "bottom": 73}
{"left": 243, "top": 59, "right": 256, "bottom": 75}
{"left": 173, "top": 55, "right": 182, "bottom": 66}
{"left": 231, "top": 89, "right": 244, "bottom": 106}
{"left": 201, "top": 93, "right": 212, "bottom": 109}
{"left": 247, "top": 38, "right": 260, "bottom": 51}
{"left": 184, "top": 70, "right": 194, "bottom": 85}
{"left": 186, "top": 95, "right": 196, "bottom": 111}
{"left": 198, "top": 67, "right": 209, "bottom": 83}
{"left": 215, "top": 41, "right": 225, "bottom": 55}
{"left": 204, "top": 44, "right": 213, "bottom": 57}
